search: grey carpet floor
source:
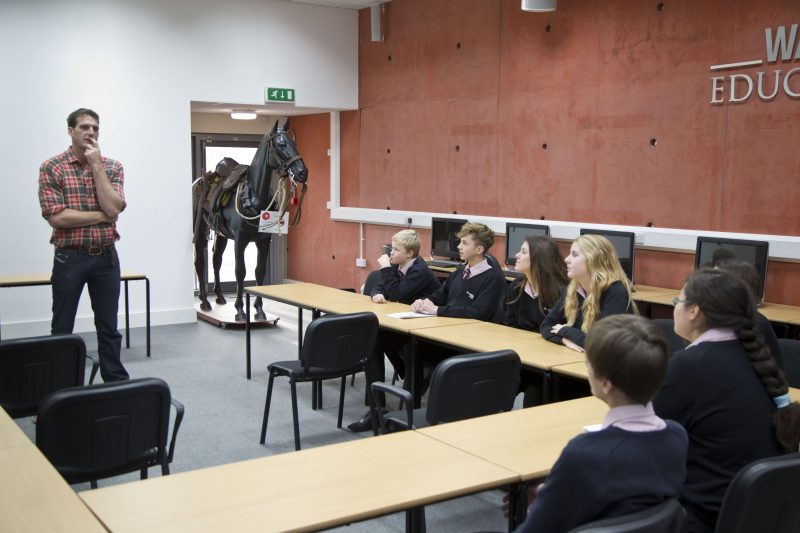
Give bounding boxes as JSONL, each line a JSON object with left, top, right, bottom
{"left": 14, "top": 298, "right": 513, "bottom": 532}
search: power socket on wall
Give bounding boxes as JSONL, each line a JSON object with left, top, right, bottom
{"left": 356, "top": 258, "right": 367, "bottom": 268}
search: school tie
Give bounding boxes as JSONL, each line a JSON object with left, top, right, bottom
{"left": 463, "top": 266, "right": 471, "bottom": 280}
{"left": 398, "top": 269, "right": 405, "bottom": 279}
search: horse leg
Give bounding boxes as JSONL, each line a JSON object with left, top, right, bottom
{"left": 253, "top": 236, "right": 272, "bottom": 321}
{"left": 194, "top": 239, "right": 212, "bottom": 311}
{"left": 233, "top": 236, "right": 249, "bottom": 322}
{"left": 212, "top": 235, "right": 228, "bottom": 305}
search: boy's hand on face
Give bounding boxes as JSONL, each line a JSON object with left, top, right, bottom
{"left": 377, "top": 254, "right": 391, "bottom": 268}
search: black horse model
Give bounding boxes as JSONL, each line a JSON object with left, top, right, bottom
{"left": 192, "top": 121, "right": 308, "bottom": 321}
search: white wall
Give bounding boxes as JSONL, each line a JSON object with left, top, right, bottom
{"left": 0, "top": 0, "right": 357, "bottom": 337}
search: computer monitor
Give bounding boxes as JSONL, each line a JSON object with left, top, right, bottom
{"left": 694, "top": 236, "right": 769, "bottom": 303}
{"left": 431, "top": 217, "right": 468, "bottom": 260}
{"left": 579, "top": 229, "right": 636, "bottom": 284}
{"left": 505, "top": 223, "right": 550, "bottom": 266}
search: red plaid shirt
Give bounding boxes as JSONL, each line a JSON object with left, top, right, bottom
{"left": 38, "top": 146, "right": 125, "bottom": 247}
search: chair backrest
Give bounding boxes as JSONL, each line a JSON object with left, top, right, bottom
{"left": 362, "top": 270, "right": 383, "bottom": 296}
{"left": 651, "top": 319, "right": 688, "bottom": 355}
{"left": 484, "top": 253, "right": 507, "bottom": 323}
{"left": 426, "top": 350, "right": 520, "bottom": 425}
{"left": 714, "top": 453, "right": 800, "bottom": 533}
{"left": 0, "top": 334, "right": 86, "bottom": 418}
{"left": 300, "top": 312, "right": 379, "bottom": 371}
{"left": 569, "top": 499, "right": 685, "bottom": 533}
{"left": 777, "top": 338, "right": 800, "bottom": 388}
{"left": 36, "top": 377, "right": 172, "bottom": 484}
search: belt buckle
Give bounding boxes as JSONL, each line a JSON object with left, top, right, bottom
{"left": 87, "top": 245, "right": 103, "bottom": 256}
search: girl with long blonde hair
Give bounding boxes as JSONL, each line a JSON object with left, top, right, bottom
{"left": 540, "top": 234, "right": 637, "bottom": 351}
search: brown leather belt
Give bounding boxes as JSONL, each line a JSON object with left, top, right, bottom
{"left": 57, "top": 244, "right": 115, "bottom": 256}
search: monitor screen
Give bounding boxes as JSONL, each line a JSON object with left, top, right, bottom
{"left": 505, "top": 223, "right": 550, "bottom": 266}
{"left": 431, "top": 217, "right": 468, "bottom": 260}
{"left": 694, "top": 236, "right": 769, "bottom": 303}
{"left": 579, "top": 229, "right": 636, "bottom": 284}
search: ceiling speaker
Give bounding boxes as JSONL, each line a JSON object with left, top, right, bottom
{"left": 521, "top": 0, "right": 557, "bottom": 11}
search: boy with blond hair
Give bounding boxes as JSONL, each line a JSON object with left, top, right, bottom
{"left": 348, "top": 229, "right": 440, "bottom": 431}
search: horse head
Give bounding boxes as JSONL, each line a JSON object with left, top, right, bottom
{"left": 265, "top": 119, "right": 308, "bottom": 184}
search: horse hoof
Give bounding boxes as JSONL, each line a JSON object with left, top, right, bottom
{"left": 200, "top": 302, "right": 211, "bottom": 312}
{"left": 216, "top": 296, "right": 227, "bottom": 305}
{"left": 235, "top": 313, "right": 247, "bottom": 322}
{"left": 255, "top": 311, "right": 267, "bottom": 321}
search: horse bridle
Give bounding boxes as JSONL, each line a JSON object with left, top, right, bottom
{"left": 264, "top": 129, "right": 307, "bottom": 228}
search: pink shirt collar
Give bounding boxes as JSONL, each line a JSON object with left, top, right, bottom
{"left": 687, "top": 327, "right": 737, "bottom": 348}
{"left": 524, "top": 282, "right": 538, "bottom": 299}
{"left": 398, "top": 258, "right": 416, "bottom": 276}
{"left": 602, "top": 402, "right": 667, "bottom": 432}
{"left": 464, "top": 258, "right": 492, "bottom": 277}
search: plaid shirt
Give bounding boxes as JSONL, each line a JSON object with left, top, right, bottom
{"left": 38, "top": 146, "right": 125, "bottom": 247}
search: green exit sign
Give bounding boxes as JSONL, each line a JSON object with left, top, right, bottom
{"left": 266, "top": 87, "right": 295, "bottom": 103}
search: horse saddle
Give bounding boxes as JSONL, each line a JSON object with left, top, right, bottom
{"left": 211, "top": 164, "right": 249, "bottom": 213}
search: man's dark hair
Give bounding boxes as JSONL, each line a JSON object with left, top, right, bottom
{"left": 67, "top": 108, "right": 100, "bottom": 128}
{"left": 585, "top": 314, "right": 669, "bottom": 404}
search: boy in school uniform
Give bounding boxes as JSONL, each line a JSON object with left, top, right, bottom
{"left": 515, "top": 314, "right": 688, "bottom": 532}
{"left": 412, "top": 222, "right": 505, "bottom": 321}
{"left": 347, "top": 230, "right": 440, "bottom": 432}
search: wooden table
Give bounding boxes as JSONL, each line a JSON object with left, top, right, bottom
{"left": 420, "top": 396, "right": 607, "bottom": 481}
{"left": 0, "top": 409, "right": 106, "bottom": 532}
{"left": 0, "top": 270, "right": 151, "bottom": 357}
{"left": 412, "top": 322, "right": 585, "bottom": 404}
{"left": 79, "top": 430, "right": 518, "bottom": 533}
{"left": 632, "top": 284, "right": 800, "bottom": 325}
{"left": 243, "top": 283, "right": 478, "bottom": 380}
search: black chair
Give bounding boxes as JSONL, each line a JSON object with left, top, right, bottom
{"left": 777, "top": 338, "right": 800, "bottom": 388}
{"left": 35, "top": 377, "right": 184, "bottom": 489}
{"left": 260, "top": 311, "right": 379, "bottom": 450}
{"left": 652, "top": 319, "right": 688, "bottom": 354}
{"left": 362, "top": 269, "right": 382, "bottom": 297}
{"left": 370, "top": 349, "right": 520, "bottom": 433}
{"left": 568, "top": 499, "right": 685, "bottom": 533}
{"left": 0, "top": 334, "right": 99, "bottom": 418}
{"left": 714, "top": 453, "right": 800, "bottom": 533}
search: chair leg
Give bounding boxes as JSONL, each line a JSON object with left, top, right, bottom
{"left": 162, "top": 461, "right": 170, "bottom": 476}
{"left": 406, "top": 506, "right": 426, "bottom": 533}
{"left": 350, "top": 373, "right": 356, "bottom": 387}
{"left": 317, "top": 380, "right": 323, "bottom": 409}
{"left": 90, "top": 480, "right": 98, "bottom": 489}
{"left": 141, "top": 467, "right": 148, "bottom": 480}
{"left": 260, "top": 371, "right": 276, "bottom": 444}
{"left": 312, "top": 378, "right": 318, "bottom": 410}
{"left": 337, "top": 376, "right": 346, "bottom": 428}
{"left": 290, "top": 379, "right": 301, "bottom": 451}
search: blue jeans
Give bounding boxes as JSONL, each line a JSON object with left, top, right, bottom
{"left": 51, "top": 247, "right": 129, "bottom": 382}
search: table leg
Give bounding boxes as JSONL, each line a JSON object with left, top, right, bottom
{"left": 410, "top": 337, "right": 422, "bottom": 408}
{"left": 246, "top": 292, "right": 251, "bottom": 380}
{"left": 145, "top": 278, "right": 151, "bottom": 357}
{"left": 297, "top": 307, "right": 303, "bottom": 357}
{"left": 124, "top": 280, "right": 130, "bottom": 349}
{"left": 406, "top": 506, "right": 426, "bottom": 533}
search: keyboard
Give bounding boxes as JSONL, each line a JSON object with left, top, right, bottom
{"left": 428, "top": 259, "right": 462, "bottom": 268}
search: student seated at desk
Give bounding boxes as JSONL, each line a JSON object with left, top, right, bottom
{"left": 504, "top": 235, "right": 567, "bottom": 331}
{"left": 653, "top": 269, "right": 800, "bottom": 533}
{"left": 411, "top": 222, "right": 505, "bottom": 322}
{"left": 540, "top": 234, "right": 636, "bottom": 352}
{"left": 715, "top": 258, "right": 783, "bottom": 368}
{"left": 515, "top": 315, "right": 688, "bottom": 532}
{"left": 348, "top": 230, "right": 440, "bottom": 432}
{"left": 504, "top": 235, "right": 568, "bottom": 406}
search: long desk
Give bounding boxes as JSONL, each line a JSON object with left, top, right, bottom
{"left": 79, "top": 430, "right": 518, "bottom": 533}
{"left": 0, "top": 270, "right": 151, "bottom": 357}
{"left": 412, "top": 322, "right": 585, "bottom": 404}
{"left": 244, "top": 283, "right": 478, "bottom": 381}
{"left": 0, "top": 409, "right": 107, "bottom": 532}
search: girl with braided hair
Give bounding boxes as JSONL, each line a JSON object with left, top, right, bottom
{"left": 653, "top": 268, "right": 800, "bottom": 533}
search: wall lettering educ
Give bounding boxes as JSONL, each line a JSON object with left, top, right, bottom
{"left": 710, "top": 23, "right": 800, "bottom": 104}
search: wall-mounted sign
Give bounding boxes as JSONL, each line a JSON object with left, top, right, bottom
{"left": 709, "top": 23, "right": 800, "bottom": 104}
{"left": 265, "top": 87, "right": 295, "bottom": 103}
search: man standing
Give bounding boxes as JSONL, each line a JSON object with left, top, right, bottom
{"left": 38, "top": 108, "right": 129, "bottom": 381}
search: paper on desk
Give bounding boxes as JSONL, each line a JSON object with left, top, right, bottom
{"left": 388, "top": 312, "right": 436, "bottom": 319}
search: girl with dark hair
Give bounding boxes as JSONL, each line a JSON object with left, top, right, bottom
{"left": 504, "top": 236, "right": 568, "bottom": 331}
{"left": 653, "top": 268, "right": 800, "bottom": 533}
